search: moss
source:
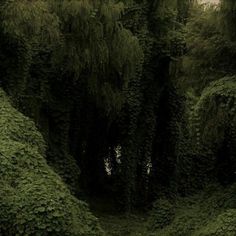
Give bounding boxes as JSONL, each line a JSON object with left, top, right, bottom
{"left": 0, "top": 89, "right": 104, "bottom": 236}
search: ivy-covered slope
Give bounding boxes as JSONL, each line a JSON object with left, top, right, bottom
{"left": 148, "top": 184, "right": 236, "bottom": 236}
{"left": 0, "top": 89, "right": 104, "bottom": 236}
{"left": 188, "top": 76, "right": 236, "bottom": 188}
{"left": 147, "top": 76, "right": 236, "bottom": 236}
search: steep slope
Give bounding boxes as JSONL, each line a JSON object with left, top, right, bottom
{"left": 0, "top": 89, "right": 104, "bottom": 236}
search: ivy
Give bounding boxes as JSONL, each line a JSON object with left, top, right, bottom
{"left": 0, "top": 89, "right": 104, "bottom": 235}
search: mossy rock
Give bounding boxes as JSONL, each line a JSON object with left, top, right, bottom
{"left": 0, "top": 89, "right": 104, "bottom": 236}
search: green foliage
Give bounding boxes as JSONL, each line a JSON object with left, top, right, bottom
{"left": 147, "top": 184, "right": 236, "bottom": 236}
{"left": 47, "top": 151, "right": 81, "bottom": 195}
{"left": 190, "top": 76, "right": 236, "bottom": 158}
{"left": 1, "top": 0, "right": 59, "bottom": 42}
{"left": 116, "top": 0, "right": 190, "bottom": 208}
{"left": 0, "top": 0, "right": 143, "bottom": 207}
{"left": 180, "top": 3, "right": 236, "bottom": 93}
{"left": 0, "top": 89, "right": 104, "bottom": 235}
{"left": 148, "top": 199, "right": 175, "bottom": 231}
{"left": 1, "top": 0, "right": 142, "bottom": 114}
{"left": 2, "top": 1, "right": 236, "bottom": 233}
{"left": 221, "top": 0, "right": 236, "bottom": 40}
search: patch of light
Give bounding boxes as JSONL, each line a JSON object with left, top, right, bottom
{"left": 199, "top": 0, "right": 220, "bottom": 4}
{"left": 104, "top": 146, "right": 122, "bottom": 176}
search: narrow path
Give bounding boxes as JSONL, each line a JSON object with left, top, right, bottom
{"left": 98, "top": 213, "right": 147, "bottom": 236}
{"left": 88, "top": 197, "right": 148, "bottom": 236}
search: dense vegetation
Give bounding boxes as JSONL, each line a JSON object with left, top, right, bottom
{"left": 0, "top": 0, "right": 235, "bottom": 235}
{"left": 0, "top": 89, "right": 103, "bottom": 235}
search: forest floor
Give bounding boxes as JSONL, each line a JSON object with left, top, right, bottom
{"left": 98, "top": 213, "right": 147, "bottom": 236}
{"left": 89, "top": 197, "right": 148, "bottom": 236}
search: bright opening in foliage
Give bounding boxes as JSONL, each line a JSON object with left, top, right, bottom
{"left": 200, "top": 0, "right": 220, "bottom": 4}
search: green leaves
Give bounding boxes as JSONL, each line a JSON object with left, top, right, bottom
{"left": 188, "top": 76, "right": 236, "bottom": 179}
{"left": 0, "top": 89, "right": 104, "bottom": 236}
{"left": 148, "top": 185, "right": 236, "bottom": 235}
{"left": 1, "top": 0, "right": 60, "bottom": 43}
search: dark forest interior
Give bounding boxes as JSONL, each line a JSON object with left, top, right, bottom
{"left": 0, "top": 0, "right": 236, "bottom": 235}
